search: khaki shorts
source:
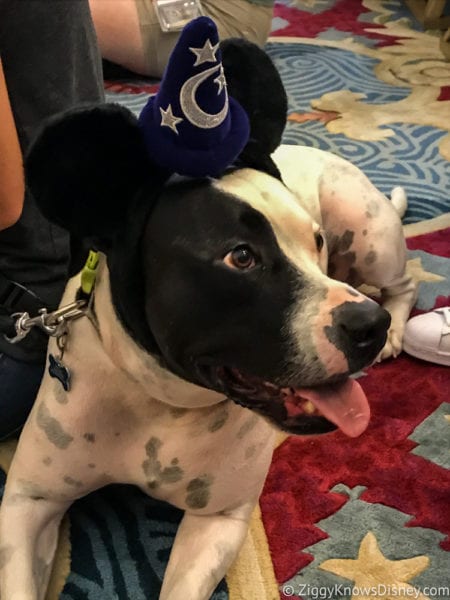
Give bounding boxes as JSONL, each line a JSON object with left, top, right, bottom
{"left": 135, "top": 0, "right": 273, "bottom": 77}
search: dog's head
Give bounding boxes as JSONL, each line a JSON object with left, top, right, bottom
{"left": 26, "top": 35, "right": 389, "bottom": 438}
{"left": 135, "top": 170, "right": 389, "bottom": 438}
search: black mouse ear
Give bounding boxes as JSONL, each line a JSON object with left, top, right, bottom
{"left": 220, "top": 38, "right": 288, "bottom": 179}
{"left": 26, "top": 103, "right": 154, "bottom": 242}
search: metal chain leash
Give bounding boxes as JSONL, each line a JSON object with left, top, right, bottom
{"left": 4, "top": 300, "right": 87, "bottom": 345}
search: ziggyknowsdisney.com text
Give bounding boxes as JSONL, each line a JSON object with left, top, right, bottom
{"left": 282, "top": 584, "right": 450, "bottom": 598}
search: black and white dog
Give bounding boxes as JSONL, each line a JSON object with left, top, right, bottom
{"left": 0, "top": 32, "right": 415, "bottom": 600}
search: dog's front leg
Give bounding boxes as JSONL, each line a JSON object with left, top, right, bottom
{"left": 378, "top": 271, "right": 417, "bottom": 359}
{"left": 0, "top": 480, "right": 69, "bottom": 600}
{"left": 159, "top": 501, "right": 255, "bottom": 600}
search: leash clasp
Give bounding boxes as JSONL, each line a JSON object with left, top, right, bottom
{"left": 4, "top": 300, "right": 87, "bottom": 344}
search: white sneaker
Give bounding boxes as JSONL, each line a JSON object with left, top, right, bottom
{"left": 403, "top": 307, "right": 450, "bottom": 366}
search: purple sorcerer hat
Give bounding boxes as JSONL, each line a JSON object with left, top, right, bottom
{"left": 138, "top": 16, "right": 250, "bottom": 178}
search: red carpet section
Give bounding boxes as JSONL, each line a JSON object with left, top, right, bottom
{"left": 261, "top": 227, "right": 450, "bottom": 599}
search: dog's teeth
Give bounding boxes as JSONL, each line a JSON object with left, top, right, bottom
{"left": 304, "top": 400, "right": 315, "bottom": 414}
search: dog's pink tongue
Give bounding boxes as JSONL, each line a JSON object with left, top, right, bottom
{"left": 299, "top": 379, "right": 370, "bottom": 437}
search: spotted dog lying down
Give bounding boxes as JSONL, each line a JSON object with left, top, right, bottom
{"left": 0, "top": 21, "right": 416, "bottom": 600}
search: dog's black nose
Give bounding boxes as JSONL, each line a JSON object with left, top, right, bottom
{"left": 338, "top": 301, "right": 391, "bottom": 347}
{"left": 326, "top": 300, "right": 391, "bottom": 371}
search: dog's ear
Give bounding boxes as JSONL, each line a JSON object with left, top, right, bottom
{"left": 220, "top": 39, "right": 288, "bottom": 179}
{"left": 26, "top": 104, "right": 153, "bottom": 243}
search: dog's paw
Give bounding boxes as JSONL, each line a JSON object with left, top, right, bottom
{"left": 377, "top": 328, "right": 403, "bottom": 361}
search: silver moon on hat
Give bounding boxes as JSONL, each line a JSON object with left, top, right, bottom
{"left": 180, "top": 64, "right": 229, "bottom": 129}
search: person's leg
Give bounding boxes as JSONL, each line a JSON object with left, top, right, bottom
{"left": 203, "top": 0, "right": 273, "bottom": 47}
{"left": 89, "top": 0, "right": 273, "bottom": 77}
{"left": 0, "top": 354, "right": 44, "bottom": 440}
{"left": 89, "top": 0, "right": 151, "bottom": 76}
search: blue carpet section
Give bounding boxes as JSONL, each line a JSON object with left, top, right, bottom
{"left": 267, "top": 42, "right": 450, "bottom": 224}
{"left": 62, "top": 485, "right": 228, "bottom": 599}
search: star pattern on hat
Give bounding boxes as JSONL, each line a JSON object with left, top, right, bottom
{"left": 214, "top": 66, "right": 227, "bottom": 94}
{"left": 190, "top": 39, "right": 219, "bottom": 66}
{"left": 319, "top": 531, "right": 430, "bottom": 600}
{"left": 160, "top": 104, "right": 183, "bottom": 134}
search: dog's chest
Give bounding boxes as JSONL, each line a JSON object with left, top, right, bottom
{"left": 114, "top": 414, "right": 272, "bottom": 513}
{"left": 43, "top": 376, "right": 275, "bottom": 514}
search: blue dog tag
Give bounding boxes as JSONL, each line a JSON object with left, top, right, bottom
{"left": 48, "top": 353, "right": 71, "bottom": 391}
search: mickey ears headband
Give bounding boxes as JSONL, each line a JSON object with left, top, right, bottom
{"left": 138, "top": 16, "right": 250, "bottom": 177}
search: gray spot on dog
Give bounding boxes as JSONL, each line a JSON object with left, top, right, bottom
{"left": 339, "top": 230, "right": 354, "bottom": 252}
{"left": 362, "top": 229, "right": 368, "bottom": 236}
{"left": 142, "top": 436, "right": 184, "bottom": 489}
{"left": 237, "top": 415, "right": 259, "bottom": 439}
{"left": 328, "top": 250, "right": 356, "bottom": 282}
{"left": 208, "top": 405, "right": 229, "bottom": 432}
{"left": 348, "top": 267, "right": 362, "bottom": 287}
{"left": 42, "top": 456, "right": 52, "bottom": 466}
{"left": 83, "top": 433, "right": 96, "bottom": 443}
{"left": 245, "top": 445, "right": 257, "bottom": 460}
{"left": 326, "top": 230, "right": 355, "bottom": 278}
{"left": 169, "top": 406, "right": 188, "bottom": 419}
{"left": 327, "top": 230, "right": 354, "bottom": 254}
{"left": 328, "top": 261, "right": 336, "bottom": 277}
{"left": 364, "top": 250, "right": 377, "bottom": 265}
{"left": 145, "top": 437, "right": 161, "bottom": 458}
{"left": 53, "top": 379, "right": 69, "bottom": 405}
{"left": 365, "top": 198, "right": 380, "bottom": 218}
{"left": 36, "top": 403, "right": 73, "bottom": 449}
{"left": 185, "top": 475, "right": 213, "bottom": 509}
{"left": 0, "top": 545, "right": 14, "bottom": 570}
{"left": 88, "top": 463, "right": 96, "bottom": 469}
{"left": 63, "top": 476, "right": 83, "bottom": 488}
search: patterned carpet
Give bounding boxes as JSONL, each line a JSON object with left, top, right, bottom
{"left": 1, "top": 1, "right": 449, "bottom": 599}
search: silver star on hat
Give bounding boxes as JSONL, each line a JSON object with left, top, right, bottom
{"left": 190, "top": 39, "right": 220, "bottom": 66}
{"left": 160, "top": 104, "right": 183, "bottom": 134}
{"left": 214, "top": 66, "right": 227, "bottom": 95}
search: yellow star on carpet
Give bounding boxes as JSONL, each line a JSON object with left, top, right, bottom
{"left": 320, "top": 531, "right": 430, "bottom": 600}
{"left": 444, "top": 415, "right": 450, "bottom": 423}
{"left": 407, "top": 257, "right": 445, "bottom": 286}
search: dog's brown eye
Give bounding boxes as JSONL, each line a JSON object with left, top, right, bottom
{"left": 315, "top": 231, "right": 324, "bottom": 252}
{"left": 224, "top": 245, "right": 256, "bottom": 270}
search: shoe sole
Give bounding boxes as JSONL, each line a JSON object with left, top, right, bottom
{"left": 403, "top": 340, "right": 450, "bottom": 367}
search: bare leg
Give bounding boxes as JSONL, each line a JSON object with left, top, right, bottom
{"left": 89, "top": 0, "right": 149, "bottom": 75}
